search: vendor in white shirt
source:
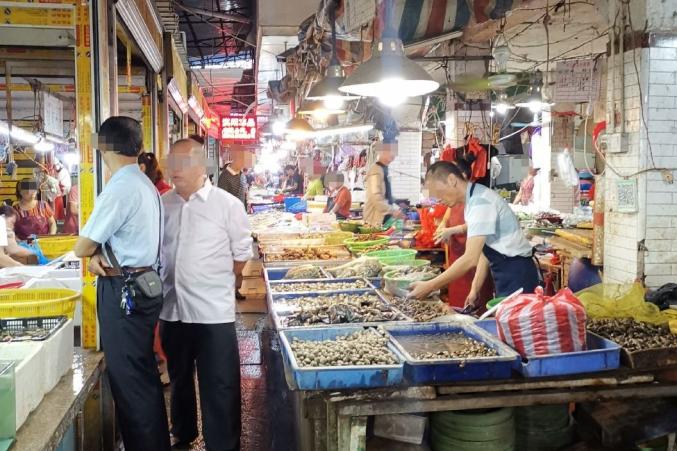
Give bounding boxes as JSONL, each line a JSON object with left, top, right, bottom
{"left": 410, "top": 157, "right": 540, "bottom": 306}
{"left": 159, "top": 138, "right": 253, "bottom": 450}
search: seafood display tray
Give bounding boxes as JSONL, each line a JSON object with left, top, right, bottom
{"left": 475, "top": 319, "right": 621, "bottom": 377}
{"left": 267, "top": 277, "right": 376, "bottom": 294}
{"left": 270, "top": 290, "right": 412, "bottom": 330}
{"left": 279, "top": 326, "right": 406, "bottom": 390}
{"left": 262, "top": 258, "right": 352, "bottom": 268}
{"left": 475, "top": 320, "right": 621, "bottom": 377}
{"left": 267, "top": 278, "right": 377, "bottom": 312}
{"left": 264, "top": 266, "right": 330, "bottom": 282}
{"left": 385, "top": 323, "right": 520, "bottom": 384}
{"left": 0, "top": 316, "right": 68, "bottom": 342}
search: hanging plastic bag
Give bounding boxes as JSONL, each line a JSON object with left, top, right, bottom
{"left": 415, "top": 204, "right": 447, "bottom": 249}
{"left": 495, "top": 287, "right": 587, "bottom": 357}
{"left": 556, "top": 149, "right": 579, "bottom": 187}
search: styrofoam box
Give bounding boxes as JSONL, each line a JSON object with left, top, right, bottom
{"left": 374, "top": 414, "right": 428, "bottom": 445}
{"left": 22, "top": 278, "right": 82, "bottom": 326}
{"left": 41, "top": 320, "right": 74, "bottom": 393}
{"left": 0, "top": 342, "right": 44, "bottom": 430}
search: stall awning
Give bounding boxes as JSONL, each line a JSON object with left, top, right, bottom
{"left": 282, "top": 0, "right": 526, "bottom": 94}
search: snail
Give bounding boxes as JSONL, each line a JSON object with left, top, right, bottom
{"left": 290, "top": 328, "right": 398, "bottom": 367}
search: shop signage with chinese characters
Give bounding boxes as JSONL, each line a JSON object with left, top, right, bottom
{"left": 221, "top": 115, "right": 256, "bottom": 141}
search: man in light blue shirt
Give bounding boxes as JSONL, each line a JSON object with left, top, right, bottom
{"left": 74, "top": 116, "right": 170, "bottom": 451}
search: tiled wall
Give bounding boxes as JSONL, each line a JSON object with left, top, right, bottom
{"left": 603, "top": 35, "right": 677, "bottom": 287}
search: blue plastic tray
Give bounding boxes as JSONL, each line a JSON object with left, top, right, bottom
{"left": 263, "top": 266, "right": 330, "bottom": 282}
{"left": 279, "top": 326, "right": 405, "bottom": 390}
{"left": 475, "top": 320, "right": 621, "bottom": 378}
{"left": 271, "top": 290, "right": 410, "bottom": 330}
{"left": 385, "top": 323, "right": 520, "bottom": 384}
{"left": 271, "top": 288, "right": 378, "bottom": 312}
{"left": 268, "top": 277, "right": 375, "bottom": 294}
{"left": 369, "top": 278, "right": 382, "bottom": 289}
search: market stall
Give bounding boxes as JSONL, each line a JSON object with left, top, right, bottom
{"left": 242, "top": 200, "right": 677, "bottom": 451}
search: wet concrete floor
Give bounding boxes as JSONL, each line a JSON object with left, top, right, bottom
{"left": 163, "top": 313, "right": 297, "bottom": 451}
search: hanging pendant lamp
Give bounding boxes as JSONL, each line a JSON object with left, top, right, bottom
{"left": 297, "top": 100, "right": 345, "bottom": 118}
{"left": 307, "top": 2, "right": 359, "bottom": 109}
{"left": 285, "top": 116, "right": 315, "bottom": 140}
{"left": 339, "top": 0, "right": 439, "bottom": 107}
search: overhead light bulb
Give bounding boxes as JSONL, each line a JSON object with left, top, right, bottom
{"left": 495, "top": 103, "right": 509, "bottom": 115}
{"left": 34, "top": 137, "right": 54, "bottom": 152}
{"left": 272, "top": 120, "right": 286, "bottom": 136}
{"left": 375, "top": 79, "right": 408, "bottom": 107}
{"left": 323, "top": 95, "right": 345, "bottom": 110}
{"left": 528, "top": 101, "right": 542, "bottom": 113}
{"left": 489, "top": 111, "right": 495, "bottom": 118}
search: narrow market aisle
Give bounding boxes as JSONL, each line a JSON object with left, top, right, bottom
{"left": 163, "top": 313, "right": 297, "bottom": 451}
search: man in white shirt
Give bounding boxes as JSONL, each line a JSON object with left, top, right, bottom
{"left": 160, "top": 138, "right": 253, "bottom": 450}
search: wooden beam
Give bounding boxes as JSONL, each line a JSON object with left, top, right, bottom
{"left": 337, "top": 383, "right": 677, "bottom": 417}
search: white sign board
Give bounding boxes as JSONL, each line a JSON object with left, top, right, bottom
{"left": 389, "top": 131, "right": 422, "bottom": 204}
{"left": 554, "top": 59, "right": 601, "bottom": 103}
{"left": 344, "top": 0, "right": 375, "bottom": 32}
{"left": 42, "top": 92, "right": 64, "bottom": 137}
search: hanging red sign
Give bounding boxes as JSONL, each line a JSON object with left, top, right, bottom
{"left": 221, "top": 115, "right": 256, "bottom": 141}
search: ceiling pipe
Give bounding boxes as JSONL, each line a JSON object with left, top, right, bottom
{"left": 172, "top": 1, "right": 251, "bottom": 25}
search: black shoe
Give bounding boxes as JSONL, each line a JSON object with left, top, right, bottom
{"left": 236, "top": 290, "right": 246, "bottom": 301}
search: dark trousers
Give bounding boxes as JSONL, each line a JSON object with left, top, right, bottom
{"left": 97, "top": 276, "right": 170, "bottom": 451}
{"left": 160, "top": 321, "right": 241, "bottom": 451}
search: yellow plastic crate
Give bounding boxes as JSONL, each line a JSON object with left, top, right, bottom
{"left": 0, "top": 289, "right": 79, "bottom": 319}
{"left": 38, "top": 236, "right": 78, "bottom": 259}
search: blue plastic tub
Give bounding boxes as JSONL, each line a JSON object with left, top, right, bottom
{"left": 475, "top": 320, "right": 621, "bottom": 378}
{"left": 369, "top": 277, "right": 382, "bottom": 289}
{"left": 385, "top": 323, "right": 520, "bottom": 384}
{"left": 284, "top": 197, "right": 305, "bottom": 212}
{"left": 279, "top": 326, "right": 405, "bottom": 390}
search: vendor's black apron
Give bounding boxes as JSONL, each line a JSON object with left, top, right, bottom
{"left": 469, "top": 183, "right": 540, "bottom": 297}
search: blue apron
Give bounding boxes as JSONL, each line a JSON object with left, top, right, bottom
{"left": 469, "top": 183, "right": 540, "bottom": 297}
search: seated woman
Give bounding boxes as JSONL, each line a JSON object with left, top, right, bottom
{"left": 13, "top": 179, "right": 57, "bottom": 240}
{"left": 324, "top": 172, "right": 352, "bottom": 220}
{"left": 0, "top": 205, "right": 35, "bottom": 267}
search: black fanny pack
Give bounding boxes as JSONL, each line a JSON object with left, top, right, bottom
{"left": 131, "top": 268, "right": 163, "bottom": 299}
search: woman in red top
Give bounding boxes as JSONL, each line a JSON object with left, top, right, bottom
{"left": 138, "top": 152, "right": 172, "bottom": 194}
{"left": 138, "top": 152, "right": 170, "bottom": 383}
{"left": 13, "top": 179, "right": 57, "bottom": 240}
{"left": 324, "top": 172, "right": 352, "bottom": 220}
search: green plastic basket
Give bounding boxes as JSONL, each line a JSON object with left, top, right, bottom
{"left": 343, "top": 237, "right": 390, "bottom": 250}
{"left": 338, "top": 221, "right": 361, "bottom": 233}
{"left": 382, "top": 259, "right": 431, "bottom": 273}
{"left": 358, "top": 225, "right": 387, "bottom": 234}
{"left": 365, "top": 249, "right": 417, "bottom": 266}
{"left": 383, "top": 269, "right": 437, "bottom": 297}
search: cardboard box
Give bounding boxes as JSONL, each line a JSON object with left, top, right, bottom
{"left": 236, "top": 295, "right": 268, "bottom": 314}
{"left": 240, "top": 277, "right": 266, "bottom": 298}
{"left": 242, "top": 260, "right": 263, "bottom": 278}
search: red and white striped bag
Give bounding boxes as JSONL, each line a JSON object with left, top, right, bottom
{"left": 495, "top": 287, "right": 587, "bottom": 357}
